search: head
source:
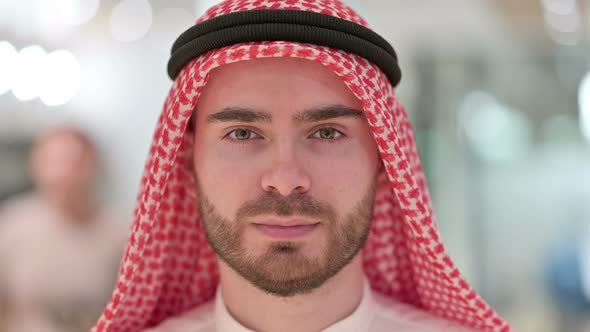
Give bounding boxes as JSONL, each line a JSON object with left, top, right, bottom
{"left": 29, "top": 127, "right": 98, "bottom": 203}
{"left": 191, "top": 57, "right": 385, "bottom": 297}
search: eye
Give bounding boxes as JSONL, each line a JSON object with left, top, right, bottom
{"left": 225, "top": 128, "right": 261, "bottom": 141}
{"left": 312, "top": 127, "right": 344, "bottom": 140}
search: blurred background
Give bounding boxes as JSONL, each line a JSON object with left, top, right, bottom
{"left": 1, "top": 0, "right": 590, "bottom": 331}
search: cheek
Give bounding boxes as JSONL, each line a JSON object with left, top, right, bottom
{"left": 194, "top": 143, "right": 263, "bottom": 211}
{"left": 307, "top": 143, "right": 378, "bottom": 190}
{"left": 305, "top": 146, "right": 378, "bottom": 218}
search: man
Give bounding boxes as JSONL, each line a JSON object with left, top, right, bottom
{"left": 0, "top": 126, "right": 126, "bottom": 332}
{"left": 94, "top": 0, "right": 511, "bottom": 331}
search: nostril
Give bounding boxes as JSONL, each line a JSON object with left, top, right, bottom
{"left": 293, "top": 185, "right": 307, "bottom": 194}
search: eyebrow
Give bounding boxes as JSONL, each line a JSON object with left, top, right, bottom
{"left": 295, "top": 105, "right": 364, "bottom": 123}
{"left": 207, "top": 107, "right": 272, "bottom": 123}
{"left": 206, "top": 105, "right": 363, "bottom": 123}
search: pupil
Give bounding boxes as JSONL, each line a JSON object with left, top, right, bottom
{"left": 321, "top": 128, "right": 335, "bottom": 139}
{"left": 236, "top": 129, "right": 250, "bottom": 140}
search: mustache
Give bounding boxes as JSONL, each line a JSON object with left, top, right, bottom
{"left": 236, "top": 192, "right": 337, "bottom": 221}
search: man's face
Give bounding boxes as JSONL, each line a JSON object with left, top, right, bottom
{"left": 192, "top": 57, "right": 382, "bottom": 297}
{"left": 31, "top": 130, "right": 97, "bottom": 198}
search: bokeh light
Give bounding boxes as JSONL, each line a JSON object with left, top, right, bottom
{"left": 578, "top": 71, "right": 590, "bottom": 142}
{"left": 110, "top": 0, "right": 153, "bottom": 42}
{"left": 542, "top": 0, "right": 581, "bottom": 45}
{"left": 39, "top": 50, "right": 81, "bottom": 106}
{"left": 12, "top": 45, "right": 47, "bottom": 101}
{"left": 38, "top": 0, "right": 100, "bottom": 26}
{"left": 460, "top": 91, "right": 531, "bottom": 162}
{"left": 0, "top": 41, "right": 18, "bottom": 96}
{"left": 63, "top": 0, "right": 101, "bottom": 25}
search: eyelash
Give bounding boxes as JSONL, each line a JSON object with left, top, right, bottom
{"left": 222, "top": 127, "right": 346, "bottom": 146}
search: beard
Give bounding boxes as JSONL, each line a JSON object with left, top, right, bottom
{"left": 196, "top": 181, "right": 376, "bottom": 297}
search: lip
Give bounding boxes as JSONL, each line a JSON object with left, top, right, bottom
{"left": 252, "top": 217, "right": 319, "bottom": 227}
{"left": 254, "top": 223, "right": 319, "bottom": 239}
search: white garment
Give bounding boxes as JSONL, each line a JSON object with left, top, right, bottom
{"left": 0, "top": 193, "right": 127, "bottom": 332}
{"left": 145, "top": 279, "right": 476, "bottom": 332}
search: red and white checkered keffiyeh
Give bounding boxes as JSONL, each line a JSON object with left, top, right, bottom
{"left": 93, "top": 0, "right": 511, "bottom": 331}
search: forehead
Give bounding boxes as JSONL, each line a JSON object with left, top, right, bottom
{"left": 195, "top": 57, "right": 362, "bottom": 117}
{"left": 35, "top": 130, "right": 94, "bottom": 157}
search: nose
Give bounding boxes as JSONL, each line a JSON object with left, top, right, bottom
{"left": 260, "top": 144, "right": 311, "bottom": 197}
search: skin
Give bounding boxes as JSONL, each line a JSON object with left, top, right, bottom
{"left": 29, "top": 128, "right": 98, "bottom": 224}
{"left": 191, "top": 57, "right": 385, "bottom": 332}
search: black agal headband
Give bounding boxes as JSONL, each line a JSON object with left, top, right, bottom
{"left": 168, "top": 10, "right": 402, "bottom": 87}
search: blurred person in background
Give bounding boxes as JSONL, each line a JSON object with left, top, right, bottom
{"left": 0, "top": 126, "right": 127, "bottom": 332}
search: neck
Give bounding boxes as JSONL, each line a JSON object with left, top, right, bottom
{"left": 46, "top": 190, "right": 95, "bottom": 224}
{"left": 218, "top": 254, "right": 365, "bottom": 332}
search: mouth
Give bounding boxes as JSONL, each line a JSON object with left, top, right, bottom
{"left": 252, "top": 218, "right": 320, "bottom": 239}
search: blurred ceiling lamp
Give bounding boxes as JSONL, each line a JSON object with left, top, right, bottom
{"left": 12, "top": 45, "right": 47, "bottom": 101}
{"left": 110, "top": 0, "right": 153, "bottom": 42}
{"left": 542, "top": 0, "right": 581, "bottom": 45}
{"left": 8, "top": 44, "right": 81, "bottom": 106}
{"left": 63, "top": 0, "right": 101, "bottom": 25}
{"left": 578, "top": 71, "right": 590, "bottom": 142}
{"left": 542, "top": 0, "right": 577, "bottom": 15}
{"left": 195, "top": 0, "right": 225, "bottom": 17}
{"left": 39, "top": 50, "right": 81, "bottom": 106}
{"left": 36, "top": 0, "right": 100, "bottom": 41}
{"left": 0, "top": 41, "right": 18, "bottom": 96}
{"left": 40, "top": 0, "right": 101, "bottom": 26}
{"left": 460, "top": 91, "right": 531, "bottom": 163}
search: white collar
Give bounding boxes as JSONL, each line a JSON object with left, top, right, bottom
{"left": 214, "top": 279, "right": 376, "bottom": 332}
